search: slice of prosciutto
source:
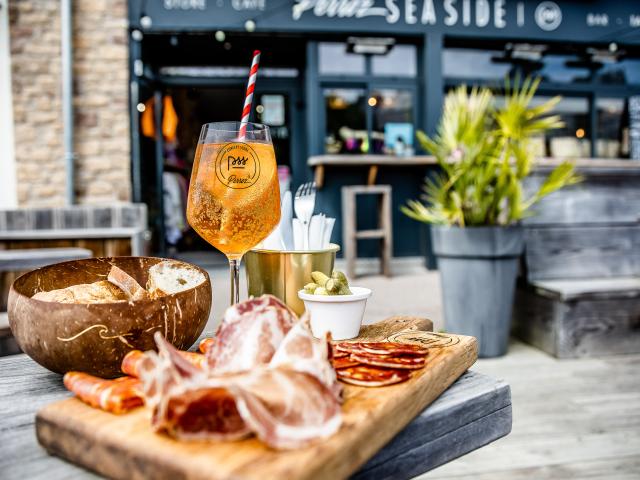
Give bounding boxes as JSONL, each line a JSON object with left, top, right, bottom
{"left": 206, "top": 295, "right": 296, "bottom": 374}
{"left": 139, "top": 310, "right": 342, "bottom": 449}
{"left": 269, "top": 314, "right": 342, "bottom": 401}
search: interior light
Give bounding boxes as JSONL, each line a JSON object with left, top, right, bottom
{"left": 224, "top": 42, "right": 232, "bottom": 51}
{"left": 244, "top": 20, "right": 256, "bottom": 32}
{"left": 140, "top": 15, "right": 152, "bottom": 29}
{"left": 576, "top": 128, "right": 585, "bottom": 139}
{"left": 256, "top": 105, "right": 264, "bottom": 114}
{"left": 368, "top": 97, "right": 378, "bottom": 107}
{"left": 136, "top": 103, "right": 146, "bottom": 113}
{"left": 215, "top": 30, "right": 226, "bottom": 42}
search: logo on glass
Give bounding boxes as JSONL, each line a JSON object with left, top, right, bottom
{"left": 215, "top": 142, "right": 261, "bottom": 189}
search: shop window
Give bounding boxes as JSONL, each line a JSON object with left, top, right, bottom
{"left": 371, "top": 45, "right": 417, "bottom": 78}
{"left": 324, "top": 88, "right": 367, "bottom": 154}
{"left": 319, "top": 43, "right": 366, "bottom": 76}
{"left": 443, "top": 48, "right": 511, "bottom": 81}
{"left": 539, "top": 55, "right": 591, "bottom": 84}
{"left": 494, "top": 95, "right": 590, "bottom": 158}
{"left": 596, "top": 98, "right": 628, "bottom": 158}
{"left": 370, "top": 89, "right": 414, "bottom": 154}
{"left": 597, "top": 59, "right": 640, "bottom": 85}
{"left": 543, "top": 97, "right": 590, "bottom": 158}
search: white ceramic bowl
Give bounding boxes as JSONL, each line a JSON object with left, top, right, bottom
{"left": 298, "top": 286, "right": 372, "bottom": 340}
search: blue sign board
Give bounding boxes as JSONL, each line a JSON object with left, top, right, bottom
{"left": 130, "top": 1, "right": 640, "bottom": 44}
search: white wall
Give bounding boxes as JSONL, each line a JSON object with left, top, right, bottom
{"left": 0, "top": 0, "right": 17, "bottom": 208}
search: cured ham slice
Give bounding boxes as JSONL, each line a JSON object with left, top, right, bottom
{"left": 207, "top": 295, "right": 296, "bottom": 374}
{"left": 157, "top": 387, "right": 250, "bottom": 441}
{"left": 141, "top": 318, "right": 341, "bottom": 449}
{"left": 269, "top": 315, "right": 342, "bottom": 401}
{"left": 336, "top": 366, "right": 412, "bottom": 387}
{"left": 63, "top": 372, "right": 144, "bottom": 414}
{"left": 232, "top": 369, "right": 341, "bottom": 450}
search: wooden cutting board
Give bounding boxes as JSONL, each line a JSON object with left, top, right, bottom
{"left": 36, "top": 316, "right": 477, "bottom": 480}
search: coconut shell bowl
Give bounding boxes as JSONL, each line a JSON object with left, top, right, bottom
{"left": 8, "top": 257, "right": 212, "bottom": 378}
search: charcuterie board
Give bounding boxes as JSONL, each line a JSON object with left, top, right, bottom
{"left": 36, "top": 316, "right": 477, "bottom": 480}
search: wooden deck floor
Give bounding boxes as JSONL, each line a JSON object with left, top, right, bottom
{"left": 420, "top": 339, "right": 640, "bottom": 479}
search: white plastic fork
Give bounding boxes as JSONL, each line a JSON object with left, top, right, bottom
{"left": 294, "top": 181, "right": 316, "bottom": 251}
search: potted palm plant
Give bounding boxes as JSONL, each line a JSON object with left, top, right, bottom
{"left": 402, "top": 78, "right": 580, "bottom": 357}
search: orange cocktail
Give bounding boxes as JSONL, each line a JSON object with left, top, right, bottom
{"left": 186, "top": 122, "right": 280, "bottom": 304}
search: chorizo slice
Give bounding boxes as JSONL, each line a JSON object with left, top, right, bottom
{"left": 358, "top": 342, "right": 429, "bottom": 356}
{"left": 122, "top": 349, "right": 207, "bottom": 378}
{"left": 336, "top": 366, "right": 411, "bottom": 387}
{"left": 331, "top": 357, "right": 360, "bottom": 369}
{"left": 198, "top": 337, "right": 216, "bottom": 355}
{"left": 350, "top": 353, "right": 426, "bottom": 370}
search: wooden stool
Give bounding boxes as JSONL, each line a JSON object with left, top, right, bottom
{"left": 341, "top": 185, "right": 393, "bottom": 279}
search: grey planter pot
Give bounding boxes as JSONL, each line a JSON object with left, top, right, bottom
{"left": 431, "top": 225, "right": 524, "bottom": 358}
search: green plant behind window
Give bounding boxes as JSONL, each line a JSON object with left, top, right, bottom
{"left": 401, "top": 77, "right": 581, "bottom": 227}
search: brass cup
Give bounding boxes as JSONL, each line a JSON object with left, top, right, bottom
{"left": 245, "top": 244, "right": 340, "bottom": 316}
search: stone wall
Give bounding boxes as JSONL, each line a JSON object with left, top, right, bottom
{"left": 8, "top": 0, "right": 130, "bottom": 207}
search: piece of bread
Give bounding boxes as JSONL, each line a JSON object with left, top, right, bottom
{"left": 32, "top": 281, "right": 127, "bottom": 304}
{"left": 107, "top": 265, "right": 149, "bottom": 301}
{"left": 146, "top": 260, "right": 205, "bottom": 298}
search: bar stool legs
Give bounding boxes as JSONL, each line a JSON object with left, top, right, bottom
{"left": 341, "top": 185, "right": 393, "bottom": 279}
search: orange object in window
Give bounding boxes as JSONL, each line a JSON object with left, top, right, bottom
{"left": 140, "top": 96, "right": 179, "bottom": 142}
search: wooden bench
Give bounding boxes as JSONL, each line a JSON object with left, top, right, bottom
{"left": 0, "top": 204, "right": 148, "bottom": 256}
{"left": 513, "top": 165, "right": 640, "bottom": 358}
{"left": 0, "top": 354, "right": 511, "bottom": 479}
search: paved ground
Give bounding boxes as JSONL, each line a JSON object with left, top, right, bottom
{"left": 207, "top": 265, "right": 640, "bottom": 480}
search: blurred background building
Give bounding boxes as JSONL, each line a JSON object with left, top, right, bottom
{"left": 2, "top": 0, "right": 640, "bottom": 257}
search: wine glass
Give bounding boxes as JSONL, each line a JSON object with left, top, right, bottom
{"left": 186, "top": 121, "right": 281, "bottom": 305}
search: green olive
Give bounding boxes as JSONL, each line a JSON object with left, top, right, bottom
{"left": 331, "top": 270, "right": 349, "bottom": 285}
{"left": 313, "top": 286, "right": 329, "bottom": 295}
{"left": 311, "top": 271, "right": 330, "bottom": 287}
{"left": 304, "top": 282, "right": 319, "bottom": 294}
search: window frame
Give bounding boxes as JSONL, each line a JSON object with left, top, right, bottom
{"left": 316, "top": 42, "right": 421, "bottom": 156}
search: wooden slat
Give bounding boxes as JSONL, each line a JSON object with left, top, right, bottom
{"left": 355, "top": 229, "right": 385, "bottom": 239}
{"left": 513, "top": 286, "right": 640, "bottom": 358}
{"left": 523, "top": 225, "right": 640, "bottom": 281}
{"left": 0, "top": 248, "right": 92, "bottom": 272}
{"left": 523, "top": 174, "right": 640, "bottom": 226}
{"left": 0, "top": 227, "right": 142, "bottom": 240}
{"left": 355, "top": 371, "right": 511, "bottom": 479}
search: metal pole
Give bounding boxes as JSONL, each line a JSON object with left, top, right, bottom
{"left": 153, "top": 90, "right": 167, "bottom": 256}
{"left": 61, "top": 0, "right": 75, "bottom": 204}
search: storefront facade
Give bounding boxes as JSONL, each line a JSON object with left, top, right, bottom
{"left": 127, "top": 0, "right": 640, "bottom": 255}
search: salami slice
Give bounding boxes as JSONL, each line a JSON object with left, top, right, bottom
{"left": 336, "top": 366, "right": 411, "bottom": 387}
{"left": 358, "top": 342, "right": 429, "bottom": 356}
{"left": 331, "top": 357, "right": 360, "bottom": 369}
{"left": 351, "top": 353, "right": 426, "bottom": 370}
{"left": 334, "top": 342, "right": 370, "bottom": 355}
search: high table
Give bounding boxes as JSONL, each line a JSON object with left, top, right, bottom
{"left": 0, "top": 354, "right": 511, "bottom": 479}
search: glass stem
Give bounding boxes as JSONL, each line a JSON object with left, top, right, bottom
{"left": 229, "top": 258, "right": 241, "bottom": 305}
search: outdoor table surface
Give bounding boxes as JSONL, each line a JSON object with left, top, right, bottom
{"left": 0, "top": 354, "right": 512, "bottom": 480}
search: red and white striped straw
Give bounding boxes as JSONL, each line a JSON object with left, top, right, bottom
{"left": 238, "top": 50, "right": 261, "bottom": 141}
